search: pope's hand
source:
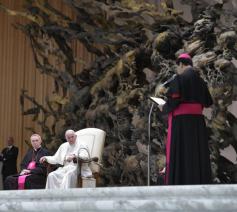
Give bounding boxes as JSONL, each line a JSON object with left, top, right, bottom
{"left": 66, "top": 154, "right": 76, "bottom": 162}
{"left": 39, "top": 157, "right": 47, "bottom": 163}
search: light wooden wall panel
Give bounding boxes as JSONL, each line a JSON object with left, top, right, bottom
{"left": 0, "top": 0, "right": 95, "bottom": 168}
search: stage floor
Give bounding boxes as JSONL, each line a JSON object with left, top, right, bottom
{"left": 0, "top": 184, "right": 236, "bottom": 211}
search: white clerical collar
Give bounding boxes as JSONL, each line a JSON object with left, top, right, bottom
{"left": 33, "top": 146, "right": 41, "bottom": 152}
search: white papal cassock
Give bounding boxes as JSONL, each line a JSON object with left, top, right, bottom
{"left": 45, "top": 141, "right": 92, "bottom": 189}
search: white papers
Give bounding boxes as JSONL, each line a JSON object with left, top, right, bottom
{"left": 149, "top": 97, "right": 166, "bottom": 105}
{"left": 220, "top": 145, "right": 237, "bottom": 165}
{"left": 202, "top": 107, "right": 213, "bottom": 120}
{"left": 227, "top": 101, "right": 237, "bottom": 118}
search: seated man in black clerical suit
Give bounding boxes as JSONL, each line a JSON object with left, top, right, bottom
{"left": 0, "top": 136, "right": 18, "bottom": 181}
{"left": 4, "top": 134, "right": 50, "bottom": 190}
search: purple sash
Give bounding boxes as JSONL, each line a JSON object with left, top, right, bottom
{"left": 18, "top": 161, "right": 36, "bottom": 190}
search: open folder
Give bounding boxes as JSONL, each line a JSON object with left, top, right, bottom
{"left": 149, "top": 97, "right": 166, "bottom": 105}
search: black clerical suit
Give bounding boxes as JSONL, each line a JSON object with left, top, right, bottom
{"left": 4, "top": 147, "right": 49, "bottom": 190}
{"left": 0, "top": 145, "right": 18, "bottom": 180}
{"left": 163, "top": 67, "right": 213, "bottom": 185}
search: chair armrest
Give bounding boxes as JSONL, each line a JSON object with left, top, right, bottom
{"left": 73, "top": 157, "right": 99, "bottom": 163}
{"left": 43, "top": 162, "right": 63, "bottom": 175}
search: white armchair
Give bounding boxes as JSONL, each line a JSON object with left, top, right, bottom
{"left": 75, "top": 128, "right": 106, "bottom": 187}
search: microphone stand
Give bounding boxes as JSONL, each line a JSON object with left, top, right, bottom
{"left": 147, "top": 75, "right": 175, "bottom": 186}
{"left": 147, "top": 101, "right": 155, "bottom": 186}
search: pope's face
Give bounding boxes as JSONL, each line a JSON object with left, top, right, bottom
{"left": 66, "top": 133, "right": 77, "bottom": 145}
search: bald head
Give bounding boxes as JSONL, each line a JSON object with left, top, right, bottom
{"left": 65, "top": 129, "right": 77, "bottom": 145}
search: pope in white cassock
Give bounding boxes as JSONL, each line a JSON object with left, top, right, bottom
{"left": 40, "top": 129, "right": 92, "bottom": 189}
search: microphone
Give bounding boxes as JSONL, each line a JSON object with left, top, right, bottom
{"left": 155, "top": 74, "right": 177, "bottom": 96}
{"left": 160, "top": 74, "right": 177, "bottom": 87}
